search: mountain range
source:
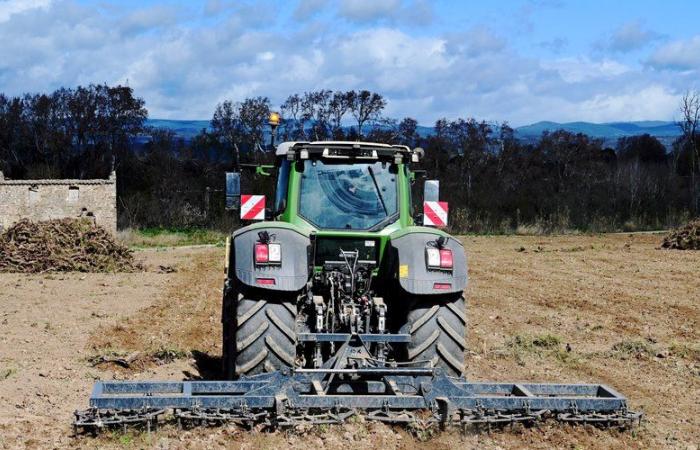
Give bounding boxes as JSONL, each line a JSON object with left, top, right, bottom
{"left": 146, "top": 119, "right": 682, "bottom": 143}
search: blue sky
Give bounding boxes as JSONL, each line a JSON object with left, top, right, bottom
{"left": 1, "top": 0, "right": 699, "bottom": 125}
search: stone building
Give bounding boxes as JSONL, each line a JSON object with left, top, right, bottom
{"left": 0, "top": 171, "right": 117, "bottom": 233}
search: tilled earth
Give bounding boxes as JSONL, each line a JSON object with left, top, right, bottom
{"left": 0, "top": 234, "right": 698, "bottom": 449}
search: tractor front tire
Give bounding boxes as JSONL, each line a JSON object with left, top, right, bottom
{"left": 223, "top": 289, "right": 296, "bottom": 379}
{"left": 402, "top": 295, "right": 466, "bottom": 377}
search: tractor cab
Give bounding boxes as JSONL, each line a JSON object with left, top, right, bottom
{"left": 227, "top": 141, "right": 434, "bottom": 229}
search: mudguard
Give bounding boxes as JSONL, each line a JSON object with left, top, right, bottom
{"left": 388, "top": 227, "right": 467, "bottom": 295}
{"left": 230, "top": 222, "right": 310, "bottom": 292}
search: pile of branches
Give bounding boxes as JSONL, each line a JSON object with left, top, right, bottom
{"left": 0, "top": 218, "right": 142, "bottom": 273}
{"left": 661, "top": 218, "right": 700, "bottom": 250}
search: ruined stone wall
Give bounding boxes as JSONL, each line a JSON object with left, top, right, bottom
{"left": 0, "top": 171, "right": 117, "bottom": 233}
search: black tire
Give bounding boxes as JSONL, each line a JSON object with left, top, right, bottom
{"left": 401, "top": 295, "right": 466, "bottom": 377}
{"left": 222, "top": 288, "right": 296, "bottom": 379}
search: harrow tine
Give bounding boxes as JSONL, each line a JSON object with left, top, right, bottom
{"left": 74, "top": 371, "right": 641, "bottom": 434}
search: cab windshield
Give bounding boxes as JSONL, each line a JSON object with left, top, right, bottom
{"left": 299, "top": 160, "right": 398, "bottom": 230}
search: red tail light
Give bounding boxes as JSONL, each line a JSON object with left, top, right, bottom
{"left": 426, "top": 247, "right": 453, "bottom": 270}
{"left": 255, "top": 243, "right": 269, "bottom": 264}
{"left": 439, "top": 249, "right": 453, "bottom": 269}
{"left": 433, "top": 282, "right": 452, "bottom": 290}
{"left": 256, "top": 277, "right": 276, "bottom": 285}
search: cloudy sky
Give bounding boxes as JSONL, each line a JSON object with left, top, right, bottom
{"left": 1, "top": 0, "right": 698, "bottom": 125}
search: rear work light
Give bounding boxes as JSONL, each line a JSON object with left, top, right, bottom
{"left": 255, "top": 242, "right": 281, "bottom": 265}
{"left": 426, "top": 247, "right": 453, "bottom": 270}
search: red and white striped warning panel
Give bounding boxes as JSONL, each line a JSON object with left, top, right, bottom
{"left": 241, "top": 195, "right": 265, "bottom": 220}
{"left": 423, "top": 201, "right": 448, "bottom": 227}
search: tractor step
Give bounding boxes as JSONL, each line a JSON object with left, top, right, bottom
{"left": 74, "top": 369, "right": 642, "bottom": 433}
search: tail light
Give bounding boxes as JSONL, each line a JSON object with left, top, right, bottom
{"left": 254, "top": 243, "right": 269, "bottom": 264}
{"left": 426, "top": 247, "right": 453, "bottom": 270}
{"left": 439, "top": 249, "right": 453, "bottom": 269}
{"left": 255, "top": 242, "right": 281, "bottom": 265}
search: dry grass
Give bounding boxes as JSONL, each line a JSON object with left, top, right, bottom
{"left": 89, "top": 251, "right": 222, "bottom": 371}
{"left": 73, "top": 233, "right": 700, "bottom": 449}
{"left": 117, "top": 228, "right": 227, "bottom": 248}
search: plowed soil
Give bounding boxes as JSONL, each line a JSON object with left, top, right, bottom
{"left": 0, "top": 234, "right": 698, "bottom": 449}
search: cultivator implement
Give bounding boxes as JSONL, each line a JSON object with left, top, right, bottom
{"left": 74, "top": 337, "right": 641, "bottom": 434}
{"left": 74, "top": 371, "right": 641, "bottom": 433}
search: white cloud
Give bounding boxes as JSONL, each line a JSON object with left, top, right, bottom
{"left": 0, "top": 0, "right": 52, "bottom": 22}
{"left": 293, "top": 0, "right": 327, "bottom": 20}
{"left": 337, "top": 0, "right": 433, "bottom": 25}
{"left": 574, "top": 85, "right": 678, "bottom": 123}
{"left": 338, "top": 0, "right": 401, "bottom": 22}
{"left": 0, "top": 0, "right": 687, "bottom": 125}
{"left": 606, "top": 20, "right": 659, "bottom": 53}
{"left": 647, "top": 35, "right": 700, "bottom": 71}
{"left": 543, "top": 57, "right": 630, "bottom": 83}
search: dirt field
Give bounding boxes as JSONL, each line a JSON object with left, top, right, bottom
{"left": 0, "top": 234, "right": 698, "bottom": 449}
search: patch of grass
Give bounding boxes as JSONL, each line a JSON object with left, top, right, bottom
{"left": 0, "top": 367, "right": 17, "bottom": 380}
{"left": 102, "top": 429, "right": 152, "bottom": 448}
{"left": 118, "top": 227, "right": 227, "bottom": 248}
{"left": 151, "top": 346, "right": 189, "bottom": 363}
{"left": 508, "top": 333, "right": 562, "bottom": 351}
{"left": 669, "top": 342, "right": 700, "bottom": 361}
{"left": 503, "top": 333, "right": 565, "bottom": 366}
{"left": 622, "top": 220, "right": 639, "bottom": 232}
{"left": 611, "top": 340, "right": 654, "bottom": 357}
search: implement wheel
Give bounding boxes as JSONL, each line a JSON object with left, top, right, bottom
{"left": 401, "top": 295, "right": 466, "bottom": 377}
{"left": 222, "top": 286, "right": 296, "bottom": 379}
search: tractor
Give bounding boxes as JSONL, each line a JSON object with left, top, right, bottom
{"left": 74, "top": 140, "right": 640, "bottom": 432}
{"left": 222, "top": 141, "right": 466, "bottom": 379}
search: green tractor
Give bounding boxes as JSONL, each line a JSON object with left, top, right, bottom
{"left": 75, "top": 140, "right": 640, "bottom": 432}
{"left": 222, "top": 141, "right": 467, "bottom": 380}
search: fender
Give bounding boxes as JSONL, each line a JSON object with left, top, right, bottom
{"left": 388, "top": 227, "right": 468, "bottom": 295}
{"left": 229, "top": 222, "right": 310, "bottom": 292}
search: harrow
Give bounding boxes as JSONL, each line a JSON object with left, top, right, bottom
{"left": 74, "top": 336, "right": 641, "bottom": 434}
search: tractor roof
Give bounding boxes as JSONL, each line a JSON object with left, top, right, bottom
{"left": 276, "top": 141, "right": 421, "bottom": 163}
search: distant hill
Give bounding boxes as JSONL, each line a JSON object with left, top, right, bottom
{"left": 146, "top": 119, "right": 682, "bottom": 147}
{"left": 515, "top": 120, "right": 679, "bottom": 139}
{"left": 146, "top": 119, "right": 210, "bottom": 139}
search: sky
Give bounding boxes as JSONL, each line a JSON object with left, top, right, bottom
{"left": 0, "top": 0, "right": 699, "bottom": 126}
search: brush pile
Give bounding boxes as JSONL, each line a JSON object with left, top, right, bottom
{"left": 0, "top": 218, "right": 141, "bottom": 272}
{"left": 661, "top": 218, "right": 700, "bottom": 250}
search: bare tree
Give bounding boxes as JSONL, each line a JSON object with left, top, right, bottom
{"left": 347, "top": 90, "right": 386, "bottom": 137}
{"left": 238, "top": 96, "right": 271, "bottom": 148}
{"left": 306, "top": 90, "right": 332, "bottom": 140}
{"left": 398, "top": 117, "right": 419, "bottom": 147}
{"left": 280, "top": 94, "right": 304, "bottom": 140}
{"left": 679, "top": 90, "right": 700, "bottom": 213}
{"left": 211, "top": 100, "right": 243, "bottom": 170}
{"left": 328, "top": 91, "right": 351, "bottom": 139}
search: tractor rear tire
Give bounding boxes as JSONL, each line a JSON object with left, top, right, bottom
{"left": 402, "top": 295, "right": 466, "bottom": 377}
{"left": 222, "top": 288, "right": 296, "bottom": 379}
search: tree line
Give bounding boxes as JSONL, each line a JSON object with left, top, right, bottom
{"left": 0, "top": 84, "right": 698, "bottom": 232}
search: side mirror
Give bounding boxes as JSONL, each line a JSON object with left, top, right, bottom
{"left": 424, "top": 180, "right": 439, "bottom": 202}
{"left": 225, "top": 172, "right": 241, "bottom": 210}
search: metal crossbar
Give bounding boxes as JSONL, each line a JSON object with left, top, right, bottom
{"left": 85, "top": 374, "right": 630, "bottom": 412}
{"left": 74, "top": 337, "right": 641, "bottom": 433}
{"left": 74, "top": 368, "right": 641, "bottom": 434}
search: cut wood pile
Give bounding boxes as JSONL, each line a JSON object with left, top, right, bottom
{"left": 661, "top": 218, "right": 700, "bottom": 250}
{"left": 0, "top": 218, "right": 141, "bottom": 272}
